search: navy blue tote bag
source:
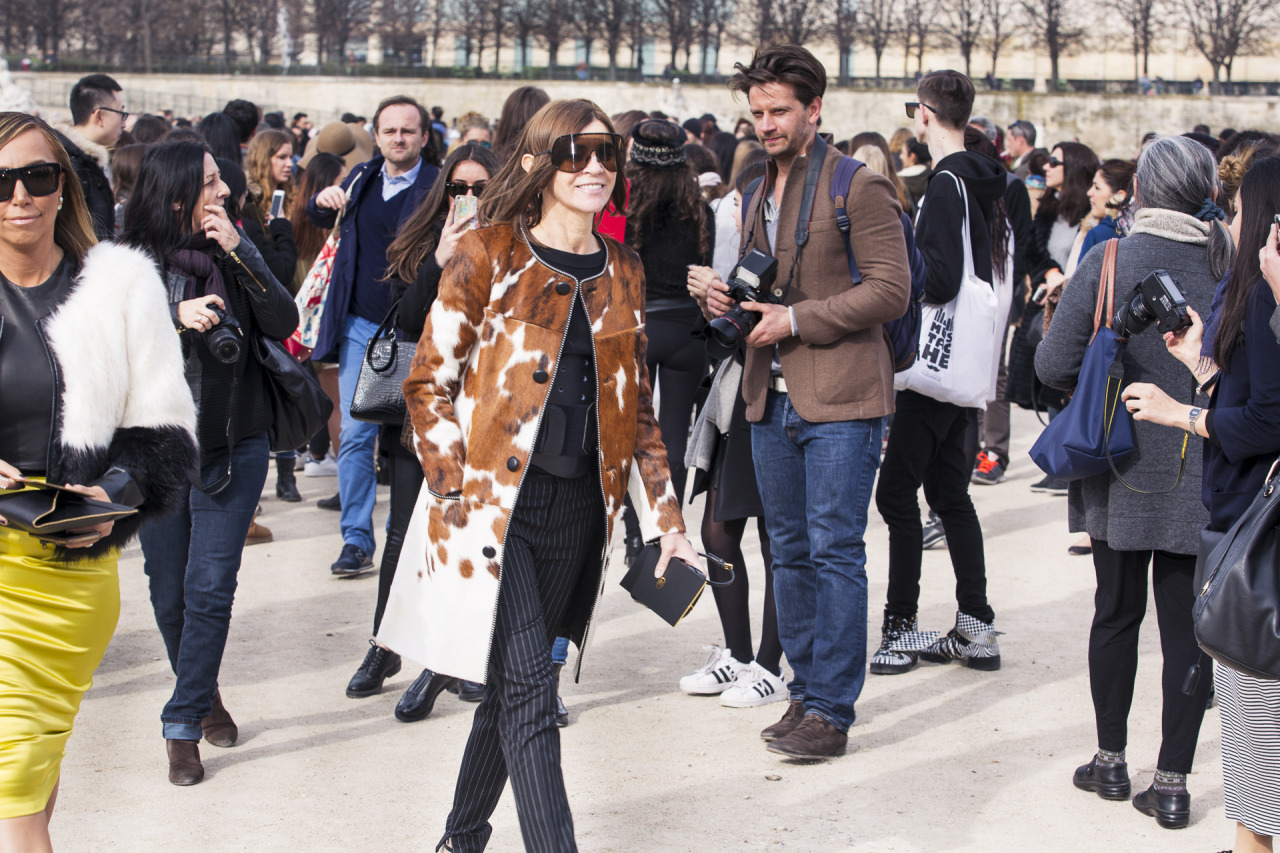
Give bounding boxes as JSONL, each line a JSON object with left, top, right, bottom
{"left": 1029, "top": 240, "right": 1136, "bottom": 480}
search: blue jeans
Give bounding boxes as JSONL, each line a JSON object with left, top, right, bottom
{"left": 337, "top": 313, "right": 381, "bottom": 554}
{"left": 751, "top": 392, "right": 882, "bottom": 733}
{"left": 139, "top": 433, "right": 270, "bottom": 740}
{"left": 551, "top": 637, "right": 569, "bottom": 666}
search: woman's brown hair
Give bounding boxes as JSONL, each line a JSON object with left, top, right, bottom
{"left": 481, "top": 99, "right": 627, "bottom": 231}
{"left": 386, "top": 143, "right": 501, "bottom": 284}
{"left": 245, "top": 129, "right": 297, "bottom": 219}
{"left": 850, "top": 131, "right": 911, "bottom": 211}
{"left": 0, "top": 112, "right": 97, "bottom": 265}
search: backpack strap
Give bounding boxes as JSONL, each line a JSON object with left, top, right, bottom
{"left": 829, "top": 155, "right": 865, "bottom": 284}
{"left": 741, "top": 176, "right": 764, "bottom": 234}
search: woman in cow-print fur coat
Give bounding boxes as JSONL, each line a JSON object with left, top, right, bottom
{"left": 377, "top": 99, "right": 698, "bottom": 852}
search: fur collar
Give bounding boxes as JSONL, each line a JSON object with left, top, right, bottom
{"left": 51, "top": 120, "right": 111, "bottom": 170}
{"left": 1128, "top": 208, "right": 1210, "bottom": 245}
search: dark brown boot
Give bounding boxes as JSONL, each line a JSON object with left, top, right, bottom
{"left": 166, "top": 739, "right": 205, "bottom": 785}
{"left": 767, "top": 713, "right": 848, "bottom": 760}
{"left": 201, "top": 690, "right": 238, "bottom": 747}
{"left": 760, "top": 698, "right": 805, "bottom": 742}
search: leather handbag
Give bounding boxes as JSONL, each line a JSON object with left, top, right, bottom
{"left": 620, "top": 545, "right": 734, "bottom": 627}
{"left": 1029, "top": 240, "right": 1136, "bottom": 480}
{"left": 351, "top": 301, "right": 416, "bottom": 425}
{"left": 0, "top": 481, "right": 137, "bottom": 545}
{"left": 254, "top": 335, "right": 335, "bottom": 453}
{"left": 1193, "top": 456, "right": 1280, "bottom": 679}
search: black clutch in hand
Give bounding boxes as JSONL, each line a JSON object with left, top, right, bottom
{"left": 0, "top": 480, "right": 138, "bottom": 545}
{"left": 619, "top": 544, "right": 733, "bottom": 627}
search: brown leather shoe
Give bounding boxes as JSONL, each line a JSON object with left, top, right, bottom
{"left": 760, "top": 698, "right": 805, "bottom": 742}
{"left": 245, "top": 520, "right": 273, "bottom": 545}
{"left": 201, "top": 690, "right": 238, "bottom": 747}
{"left": 766, "top": 713, "right": 848, "bottom": 759}
{"left": 166, "top": 739, "right": 205, "bottom": 786}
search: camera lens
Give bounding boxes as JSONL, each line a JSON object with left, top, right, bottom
{"left": 206, "top": 327, "right": 242, "bottom": 364}
{"left": 706, "top": 308, "right": 756, "bottom": 360}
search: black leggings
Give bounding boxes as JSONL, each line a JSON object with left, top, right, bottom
{"left": 702, "top": 481, "right": 781, "bottom": 673}
{"left": 373, "top": 449, "right": 423, "bottom": 635}
{"left": 624, "top": 306, "right": 706, "bottom": 540}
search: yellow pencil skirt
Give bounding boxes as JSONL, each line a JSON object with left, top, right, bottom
{"left": 0, "top": 524, "right": 119, "bottom": 819}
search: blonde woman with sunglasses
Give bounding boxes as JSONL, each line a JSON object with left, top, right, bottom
{"left": 377, "top": 99, "right": 699, "bottom": 852}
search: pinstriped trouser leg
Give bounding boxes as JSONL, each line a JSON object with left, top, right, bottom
{"left": 442, "top": 471, "right": 601, "bottom": 853}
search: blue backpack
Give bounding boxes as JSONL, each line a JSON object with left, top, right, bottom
{"left": 742, "top": 156, "right": 927, "bottom": 372}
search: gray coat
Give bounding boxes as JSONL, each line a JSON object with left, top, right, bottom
{"left": 1036, "top": 234, "right": 1214, "bottom": 554}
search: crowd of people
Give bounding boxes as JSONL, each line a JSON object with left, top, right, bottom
{"left": 1, "top": 51, "right": 1279, "bottom": 852}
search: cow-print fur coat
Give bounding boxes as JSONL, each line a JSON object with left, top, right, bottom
{"left": 377, "top": 224, "right": 686, "bottom": 683}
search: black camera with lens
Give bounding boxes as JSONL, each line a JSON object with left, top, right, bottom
{"left": 1113, "top": 269, "right": 1192, "bottom": 338}
{"left": 706, "top": 249, "right": 781, "bottom": 359}
{"left": 201, "top": 306, "right": 243, "bottom": 364}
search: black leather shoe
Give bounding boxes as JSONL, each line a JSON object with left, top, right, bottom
{"left": 623, "top": 536, "right": 644, "bottom": 567}
{"left": 395, "top": 669, "right": 460, "bottom": 722}
{"left": 346, "top": 641, "right": 402, "bottom": 697}
{"left": 1073, "top": 756, "right": 1131, "bottom": 800}
{"left": 331, "top": 544, "right": 373, "bottom": 576}
{"left": 458, "top": 680, "right": 485, "bottom": 702}
{"left": 1132, "top": 784, "right": 1190, "bottom": 829}
{"left": 553, "top": 663, "right": 568, "bottom": 727}
{"left": 318, "top": 493, "right": 341, "bottom": 511}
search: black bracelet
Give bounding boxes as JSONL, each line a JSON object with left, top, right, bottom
{"left": 1196, "top": 369, "right": 1221, "bottom": 397}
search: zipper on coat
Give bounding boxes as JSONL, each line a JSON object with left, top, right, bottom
{"left": 227, "top": 251, "right": 268, "bottom": 292}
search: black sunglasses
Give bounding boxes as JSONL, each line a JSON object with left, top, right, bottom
{"left": 445, "top": 180, "right": 488, "bottom": 198}
{"left": 538, "top": 133, "right": 622, "bottom": 173}
{"left": 904, "top": 101, "right": 937, "bottom": 119}
{"left": 0, "top": 162, "right": 62, "bottom": 202}
{"left": 1047, "top": 157, "right": 1064, "bottom": 167}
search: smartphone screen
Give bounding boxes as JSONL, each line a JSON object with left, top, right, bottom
{"left": 455, "top": 194, "right": 479, "bottom": 229}
{"left": 270, "top": 189, "right": 286, "bottom": 218}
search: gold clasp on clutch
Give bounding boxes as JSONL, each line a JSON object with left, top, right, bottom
{"left": 656, "top": 577, "right": 666, "bottom": 589}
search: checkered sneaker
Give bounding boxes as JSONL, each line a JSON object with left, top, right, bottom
{"left": 919, "top": 611, "right": 1002, "bottom": 671}
{"left": 871, "top": 612, "right": 936, "bottom": 675}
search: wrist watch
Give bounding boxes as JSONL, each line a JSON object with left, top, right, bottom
{"left": 1188, "top": 406, "right": 1203, "bottom": 434}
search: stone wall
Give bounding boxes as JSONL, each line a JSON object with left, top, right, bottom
{"left": 17, "top": 72, "right": 1280, "bottom": 158}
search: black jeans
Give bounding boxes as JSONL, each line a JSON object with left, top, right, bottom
{"left": 1088, "top": 539, "right": 1212, "bottom": 773}
{"left": 373, "top": 447, "right": 423, "bottom": 634}
{"left": 877, "top": 390, "right": 992, "bottom": 624}
{"left": 442, "top": 471, "right": 603, "bottom": 853}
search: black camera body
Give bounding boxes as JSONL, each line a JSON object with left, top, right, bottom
{"left": 1113, "top": 269, "right": 1192, "bottom": 338}
{"left": 202, "top": 306, "right": 243, "bottom": 364}
{"left": 706, "top": 249, "right": 781, "bottom": 359}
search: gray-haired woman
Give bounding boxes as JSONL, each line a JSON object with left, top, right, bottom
{"left": 1036, "top": 135, "right": 1233, "bottom": 829}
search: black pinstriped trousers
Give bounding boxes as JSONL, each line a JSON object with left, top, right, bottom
{"left": 440, "top": 469, "right": 603, "bottom": 853}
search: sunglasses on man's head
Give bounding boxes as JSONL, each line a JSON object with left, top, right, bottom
{"left": 0, "top": 162, "right": 61, "bottom": 202}
{"left": 445, "top": 180, "right": 488, "bottom": 198}
{"left": 905, "top": 101, "right": 937, "bottom": 119}
{"left": 538, "top": 133, "right": 622, "bottom": 173}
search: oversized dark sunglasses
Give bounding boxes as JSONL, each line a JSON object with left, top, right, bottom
{"left": 904, "top": 101, "right": 936, "bottom": 119}
{"left": 445, "top": 180, "right": 488, "bottom": 198}
{"left": 538, "top": 133, "right": 623, "bottom": 173}
{"left": 1046, "top": 157, "right": 1064, "bottom": 167}
{"left": 0, "top": 162, "right": 61, "bottom": 202}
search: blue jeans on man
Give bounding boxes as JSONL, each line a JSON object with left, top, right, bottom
{"left": 336, "top": 313, "right": 381, "bottom": 556}
{"left": 140, "top": 433, "right": 270, "bottom": 740}
{"left": 751, "top": 391, "right": 882, "bottom": 732}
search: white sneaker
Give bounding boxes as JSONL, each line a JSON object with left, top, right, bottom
{"left": 304, "top": 455, "right": 339, "bottom": 477}
{"left": 678, "top": 646, "right": 745, "bottom": 695}
{"left": 720, "top": 660, "right": 787, "bottom": 708}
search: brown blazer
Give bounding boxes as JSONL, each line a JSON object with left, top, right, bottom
{"left": 741, "top": 144, "right": 912, "bottom": 423}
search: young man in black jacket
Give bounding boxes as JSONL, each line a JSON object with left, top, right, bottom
{"left": 873, "top": 70, "right": 1007, "bottom": 676}
{"left": 51, "top": 74, "right": 125, "bottom": 241}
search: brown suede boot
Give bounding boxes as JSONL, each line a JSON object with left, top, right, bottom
{"left": 201, "top": 691, "right": 238, "bottom": 747}
{"left": 166, "top": 739, "right": 205, "bottom": 786}
{"left": 760, "top": 698, "right": 805, "bottom": 742}
{"left": 245, "top": 520, "right": 273, "bottom": 545}
{"left": 766, "top": 713, "right": 848, "bottom": 760}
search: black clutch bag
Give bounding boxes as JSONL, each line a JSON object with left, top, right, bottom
{"left": 619, "top": 544, "right": 733, "bottom": 627}
{"left": 351, "top": 301, "right": 416, "bottom": 425}
{"left": 0, "top": 481, "right": 138, "bottom": 545}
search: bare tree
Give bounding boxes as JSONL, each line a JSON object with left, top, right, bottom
{"left": 1113, "top": 0, "right": 1161, "bottom": 76}
{"left": 314, "top": 0, "right": 373, "bottom": 62}
{"left": 507, "top": 0, "right": 542, "bottom": 72}
{"left": 238, "top": 0, "right": 279, "bottom": 68}
{"left": 535, "top": 0, "right": 570, "bottom": 70}
{"left": 734, "top": 0, "right": 775, "bottom": 48}
{"left": 900, "top": 0, "right": 938, "bottom": 75}
{"left": 380, "top": 0, "right": 429, "bottom": 65}
{"left": 856, "top": 0, "right": 898, "bottom": 80}
{"left": 1019, "top": 0, "right": 1086, "bottom": 86}
{"left": 691, "top": 0, "right": 734, "bottom": 78}
{"left": 937, "top": 0, "right": 987, "bottom": 76}
{"left": 1181, "top": 0, "right": 1276, "bottom": 81}
{"left": 829, "top": 0, "right": 857, "bottom": 85}
{"left": 568, "top": 0, "right": 603, "bottom": 67}
{"left": 651, "top": 0, "right": 692, "bottom": 70}
{"left": 981, "top": 0, "right": 1015, "bottom": 75}
{"left": 774, "top": 0, "right": 825, "bottom": 45}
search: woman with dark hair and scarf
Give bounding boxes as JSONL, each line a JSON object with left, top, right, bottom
{"left": 121, "top": 140, "right": 298, "bottom": 787}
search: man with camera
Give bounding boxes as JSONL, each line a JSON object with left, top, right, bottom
{"left": 691, "top": 44, "right": 911, "bottom": 760}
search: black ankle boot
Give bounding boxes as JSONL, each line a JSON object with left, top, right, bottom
{"left": 275, "top": 456, "right": 302, "bottom": 502}
{"left": 624, "top": 536, "right": 644, "bottom": 567}
{"left": 1133, "top": 782, "right": 1191, "bottom": 829}
{"left": 553, "top": 663, "right": 568, "bottom": 727}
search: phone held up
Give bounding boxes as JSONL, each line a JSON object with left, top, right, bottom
{"left": 454, "top": 194, "right": 479, "bottom": 230}
{"left": 269, "top": 189, "right": 286, "bottom": 219}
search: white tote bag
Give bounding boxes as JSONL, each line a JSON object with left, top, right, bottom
{"left": 894, "top": 172, "right": 1000, "bottom": 410}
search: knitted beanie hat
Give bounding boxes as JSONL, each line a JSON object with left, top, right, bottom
{"left": 630, "top": 119, "right": 687, "bottom": 170}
